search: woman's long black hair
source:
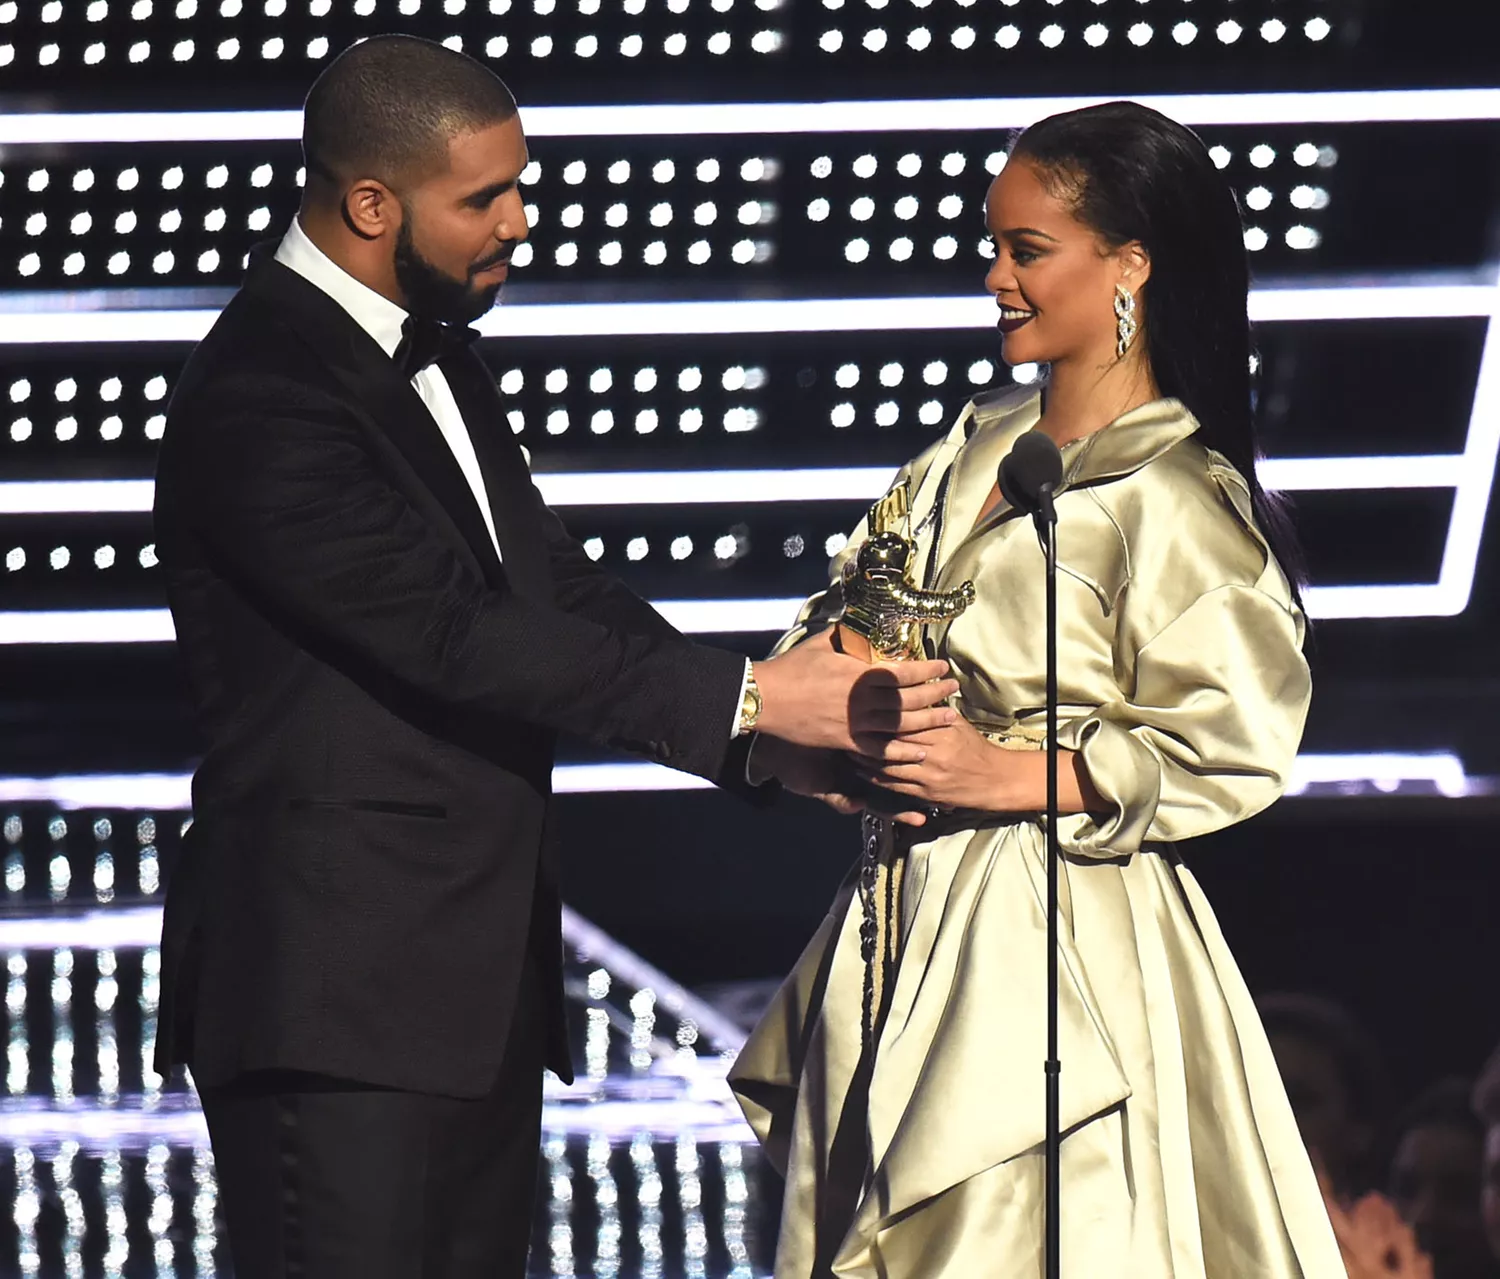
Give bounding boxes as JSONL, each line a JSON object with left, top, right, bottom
{"left": 1010, "top": 100, "right": 1306, "bottom": 600}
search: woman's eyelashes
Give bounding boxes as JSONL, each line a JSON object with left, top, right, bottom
{"left": 985, "top": 233, "right": 1044, "bottom": 268}
{"left": 1005, "top": 234, "right": 1049, "bottom": 266}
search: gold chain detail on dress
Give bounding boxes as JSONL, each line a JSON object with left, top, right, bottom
{"left": 858, "top": 812, "right": 905, "bottom": 1061}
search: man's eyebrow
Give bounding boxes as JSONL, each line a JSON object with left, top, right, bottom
{"left": 462, "top": 179, "right": 517, "bottom": 204}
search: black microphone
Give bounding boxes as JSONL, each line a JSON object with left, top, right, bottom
{"left": 999, "top": 429, "right": 1064, "bottom": 518}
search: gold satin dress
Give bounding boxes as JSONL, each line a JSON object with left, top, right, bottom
{"left": 728, "top": 388, "right": 1346, "bottom": 1278}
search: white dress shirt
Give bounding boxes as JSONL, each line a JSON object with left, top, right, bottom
{"left": 274, "top": 216, "right": 504, "bottom": 563}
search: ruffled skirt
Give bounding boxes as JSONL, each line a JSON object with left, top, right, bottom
{"left": 728, "top": 820, "right": 1346, "bottom": 1278}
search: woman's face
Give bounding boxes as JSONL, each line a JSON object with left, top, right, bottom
{"left": 982, "top": 158, "right": 1147, "bottom": 373}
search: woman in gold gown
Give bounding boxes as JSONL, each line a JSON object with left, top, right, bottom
{"left": 730, "top": 102, "right": 1348, "bottom": 1278}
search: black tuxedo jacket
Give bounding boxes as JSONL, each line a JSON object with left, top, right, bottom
{"left": 152, "top": 251, "right": 750, "bottom": 1097}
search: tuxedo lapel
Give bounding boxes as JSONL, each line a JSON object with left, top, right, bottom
{"left": 440, "top": 351, "right": 554, "bottom": 604}
{"left": 239, "top": 253, "right": 509, "bottom": 590}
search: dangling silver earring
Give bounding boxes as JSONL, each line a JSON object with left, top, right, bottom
{"left": 1114, "top": 284, "right": 1138, "bottom": 359}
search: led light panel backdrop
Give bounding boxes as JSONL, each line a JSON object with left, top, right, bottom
{"left": 0, "top": 0, "right": 1410, "bottom": 104}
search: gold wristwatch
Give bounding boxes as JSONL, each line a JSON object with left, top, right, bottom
{"left": 737, "top": 667, "right": 763, "bottom": 735}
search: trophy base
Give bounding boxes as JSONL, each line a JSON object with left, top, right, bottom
{"left": 833, "top": 623, "right": 874, "bottom": 663}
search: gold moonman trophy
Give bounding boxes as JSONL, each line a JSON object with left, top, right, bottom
{"left": 833, "top": 481, "right": 975, "bottom": 1055}
{"left": 835, "top": 481, "right": 976, "bottom": 662}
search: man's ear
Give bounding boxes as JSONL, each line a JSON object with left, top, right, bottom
{"left": 341, "top": 178, "right": 400, "bottom": 242}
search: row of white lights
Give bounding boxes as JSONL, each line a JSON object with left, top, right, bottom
{"left": 5, "top": 0, "right": 538, "bottom": 17}
{"left": 10, "top": 233, "right": 1336, "bottom": 281}
{"left": 818, "top": 15, "right": 1333, "bottom": 54}
{"left": 4, "top": 402, "right": 976, "bottom": 442}
{"left": 3, "top": 544, "right": 157, "bottom": 573}
{"left": 6, "top": 240, "right": 782, "bottom": 282}
{"left": 4, "top": 224, "right": 1333, "bottom": 281}
{"left": 52, "top": 0, "right": 1260, "bottom": 18}
{"left": 3, "top": 362, "right": 986, "bottom": 405}
{"left": 4, "top": 0, "right": 775, "bottom": 22}
{"left": 0, "top": 10, "right": 1331, "bottom": 61}
{"left": 0, "top": 533, "right": 816, "bottom": 573}
{"left": 25, "top": 0, "right": 1351, "bottom": 20}
{"left": 0, "top": 156, "right": 779, "bottom": 192}
{"left": 0, "top": 146, "right": 1322, "bottom": 197}
{"left": 0, "top": 30, "right": 785, "bottom": 68}
{"left": 0, "top": 753, "right": 1476, "bottom": 819}
{"left": 0, "top": 9, "right": 1334, "bottom": 63}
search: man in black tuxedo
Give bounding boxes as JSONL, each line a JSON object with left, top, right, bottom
{"left": 152, "top": 33, "right": 955, "bottom": 1278}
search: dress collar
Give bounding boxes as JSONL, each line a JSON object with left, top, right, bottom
{"left": 1059, "top": 395, "right": 1202, "bottom": 491}
{"left": 940, "top": 388, "right": 1203, "bottom": 560}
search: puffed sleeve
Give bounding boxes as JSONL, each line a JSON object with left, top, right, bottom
{"left": 1053, "top": 581, "right": 1310, "bottom": 856}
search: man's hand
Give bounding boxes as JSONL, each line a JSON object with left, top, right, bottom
{"left": 753, "top": 628, "right": 957, "bottom": 754}
{"left": 750, "top": 735, "right": 931, "bottom": 828}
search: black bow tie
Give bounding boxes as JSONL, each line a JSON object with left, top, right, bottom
{"left": 393, "top": 315, "right": 480, "bottom": 379}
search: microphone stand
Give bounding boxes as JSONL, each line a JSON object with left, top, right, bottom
{"left": 1036, "top": 480, "right": 1061, "bottom": 1279}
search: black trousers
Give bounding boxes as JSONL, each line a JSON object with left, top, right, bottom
{"left": 198, "top": 962, "right": 546, "bottom": 1279}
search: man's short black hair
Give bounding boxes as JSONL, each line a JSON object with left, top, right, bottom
{"left": 302, "top": 35, "right": 518, "bottom": 190}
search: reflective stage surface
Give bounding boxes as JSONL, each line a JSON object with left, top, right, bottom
{"left": 0, "top": 1094, "right": 779, "bottom": 1278}
{"left": 0, "top": 866, "right": 780, "bottom": 1278}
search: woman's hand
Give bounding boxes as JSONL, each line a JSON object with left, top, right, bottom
{"left": 851, "top": 719, "right": 1099, "bottom": 816}
{"left": 849, "top": 716, "right": 1011, "bottom": 813}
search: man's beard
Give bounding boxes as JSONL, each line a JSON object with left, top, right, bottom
{"left": 393, "top": 213, "right": 506, "bottom": 325}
